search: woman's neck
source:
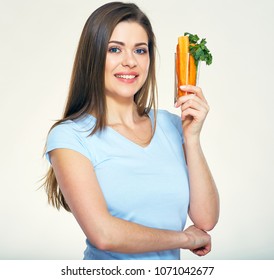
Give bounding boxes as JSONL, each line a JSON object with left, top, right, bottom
{"left": 106, "top": 96, "right": 140, "bottom": 126}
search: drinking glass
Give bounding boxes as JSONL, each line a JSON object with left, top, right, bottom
{"left": 174, "top": 52, "right": 200, "bottom": 102}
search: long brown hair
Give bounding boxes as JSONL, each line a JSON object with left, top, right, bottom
{"left": 43, "top": 2, "right": 158, "bottom": 211}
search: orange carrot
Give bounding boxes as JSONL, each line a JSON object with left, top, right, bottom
{"left": 176, "top": 36, "right": 197, "bottom": 97}
{"left": 188, "top": 52, "right": 197, "bottom": 86}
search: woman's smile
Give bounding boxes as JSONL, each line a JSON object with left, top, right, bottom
{"left": 114, "top": 71, "right": 139, "bottom": 83}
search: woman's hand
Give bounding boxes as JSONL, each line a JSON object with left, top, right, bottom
{"left": 182, "top": 225, "right": 211, "bottom": 256}
{"left": 175, "top": 85, "right": 209, "bottom": 141}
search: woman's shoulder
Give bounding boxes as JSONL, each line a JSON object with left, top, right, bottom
{"left": 155, "top": 109, "right": 181, "bottom": 125}
{"left": 45, "top": 115, "right": 95, "bottom": 162}
{"left": 153, "top": 109, "right": 183, "bottom": 140}
{"left": 48, "top": 114, "right": 96, "bottom": 137}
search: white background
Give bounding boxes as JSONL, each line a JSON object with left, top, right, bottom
{"left": 1, "top": 0, "right": 273, "bottom": 260}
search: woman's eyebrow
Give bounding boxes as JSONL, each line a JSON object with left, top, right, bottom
{"left": 108, "top": 40, "right": 148, "bottom": 47}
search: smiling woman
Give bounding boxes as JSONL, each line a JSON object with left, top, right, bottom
{"left": 42, "top": 1, "right": 219, "bottom": 260}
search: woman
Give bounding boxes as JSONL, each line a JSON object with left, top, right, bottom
{"left": 43, "top": 2, "right": 219, "bottom": 260}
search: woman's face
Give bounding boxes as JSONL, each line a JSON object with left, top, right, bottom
{"left": 104, "top": 21, "right": 150, "bottom": 101}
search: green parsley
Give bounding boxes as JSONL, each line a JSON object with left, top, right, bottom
{"left": 184, "top": 32, "right": 213, "bottom": 66}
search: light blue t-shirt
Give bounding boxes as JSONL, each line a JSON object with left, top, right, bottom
{"left": 46, "top": 109, "right": 189, "bottom": 260}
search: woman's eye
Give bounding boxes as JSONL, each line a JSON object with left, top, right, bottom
{"left": 108, "top": 47, "right": 121, "bottom": 53}
{"left": 135, "top": 48, "right": 147, "bottom": 54}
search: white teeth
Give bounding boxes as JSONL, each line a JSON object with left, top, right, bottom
{"left": 115, "top": 74, "right": 136, "bottom": 79}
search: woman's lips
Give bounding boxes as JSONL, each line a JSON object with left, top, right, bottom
{"left": 114, "top": 72, "right": 139, "bottom": 83}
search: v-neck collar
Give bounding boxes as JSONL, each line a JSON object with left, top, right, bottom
{"left": 86, "top": 110, "right": 156, "bottom": 150}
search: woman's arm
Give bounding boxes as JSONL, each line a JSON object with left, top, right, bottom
{"left": 49, "top": 148, "right": 211, "bottom": 255}
{"left": 175, "top": 85, "right": 220, "bottom": 231}
{"left": 183, "top": 141, "right": 219, "bottom": 231}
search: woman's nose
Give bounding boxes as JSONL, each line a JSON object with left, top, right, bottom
{"left": 121, "top": 51, "right": 137, "bottom": 68}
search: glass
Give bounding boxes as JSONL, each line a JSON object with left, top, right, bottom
{"left": 174, "top": 52, "right": 200, "bottom": 102}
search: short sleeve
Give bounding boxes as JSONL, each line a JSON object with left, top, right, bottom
{"left": 45, "top": 121, "right": 92, "bottom": 164}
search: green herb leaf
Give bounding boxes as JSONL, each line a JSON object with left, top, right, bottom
{"left": 185, "top": 32, "right": 213, "bottom": 66}
{"left": 184, "top": 32, "right": 199, "bottom": 44}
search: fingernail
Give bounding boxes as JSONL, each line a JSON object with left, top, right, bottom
{"left": 180, "top": 85, "right": 187, "bottom": 90}
{"left": 174, "top": 101, "right": 178, "bottom": 107}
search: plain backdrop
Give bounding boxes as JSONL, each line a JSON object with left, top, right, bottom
{"left": 1, "top": 0, "right": 273, "bottom": 260}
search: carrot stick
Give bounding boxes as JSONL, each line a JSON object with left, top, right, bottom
{"left": 177, "top": 36, "right": 189, "bottom": 97}
{"left": 176, "top": 36, "right": 197, "bottom": 97}
{"left": 188, "top": 53, "right": 197, "bottom": 86}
